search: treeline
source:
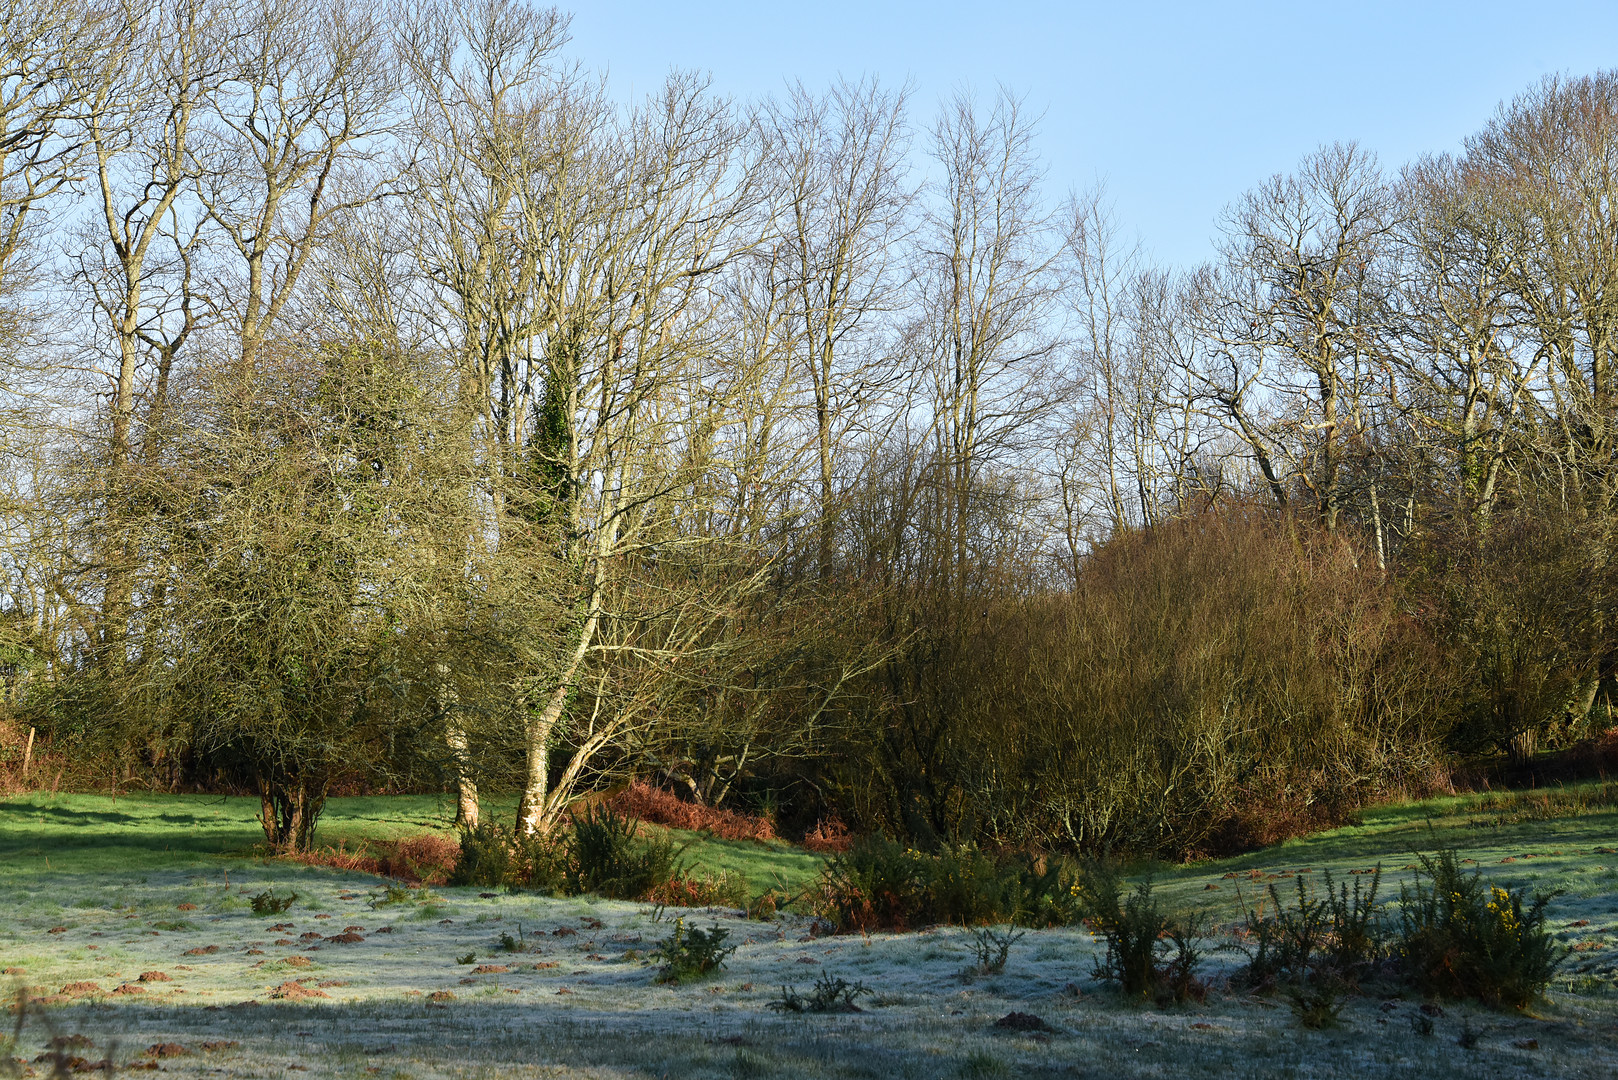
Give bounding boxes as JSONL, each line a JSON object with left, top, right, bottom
{"left": 0, "top": 0, "right": 1613, "bottom": 857}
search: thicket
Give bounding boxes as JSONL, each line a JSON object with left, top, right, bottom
{"left": 804, "top": 507, "right": 1453, "bottom": 861}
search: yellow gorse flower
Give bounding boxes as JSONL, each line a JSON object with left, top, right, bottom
{"left": 1485, "top": 886, "right": 1519, "bottom": 935}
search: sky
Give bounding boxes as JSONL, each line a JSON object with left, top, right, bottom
{"left": 564, "top": 0, "right": 1618, "bottom": 269}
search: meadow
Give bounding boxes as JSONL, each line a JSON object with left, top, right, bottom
{"left": 1, "top": 787, "right": 1615, "bottom": 1078}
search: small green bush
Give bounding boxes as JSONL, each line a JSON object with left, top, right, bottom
{"left": 1079, "top": 862, "right": 1205, "bottom": 1004}
{"left": 497, "top": 923, "right": 534, "bottom": 953}
{"left": 768, "top": 972, "right": 873, "bottom": 1013}
{"left": 1288, "top": 982, "right": 1347, "bottom": 1028}
{"left": 966, "top": 926, "right": 1025, "bottom": 975}
{"left": 1395, "top": 849, "right": 1566, "bottom": 1009}
{"left": 651, "top": 918, "right": 736, "bottom": 983}
{"left": 249, "top": 890, "right": 297, "bottom": 915}
{"left": 370, "top": 883, "right": 415, "bottom": 908}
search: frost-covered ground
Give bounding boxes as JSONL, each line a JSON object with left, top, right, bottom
{"left": 3, "top": 791, "right": 1618, "bottom": 1078}
{"left": 3, "top": 868, "right": 1616, "bottom": 1079}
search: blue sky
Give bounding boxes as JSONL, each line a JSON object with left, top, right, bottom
{"left": 565, "top": 0, "right": 1618, "bottom": 268}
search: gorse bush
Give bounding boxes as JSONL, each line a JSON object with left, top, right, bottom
{"left": 567, "top": 805, "right": 682, "bottom": 899}
{"left": 768, "top": 972, "right": 874, "bottom": 1013}
{"left": 1078, "top": 862, "right": 1205, "bottom": 1004}
{"left": 815, "top": 837, "right": 1082, "bottom": 931}
{"left": 651, "top": 918, "right": 736, "bottom": 983}
{"left": 1238, "top": 867, "right": 1386, "bottom": 992}
{"left": 249, "top": 889, "right": 297, "bottom": 915}
{"left": 966, "top": 926, "right": 1025, "bottom": 975}
{"left": 1396, "top": 849, "right": 1566, "bottom": 1009}
{"left": 448, "top": 822, "right": 522, "bottom": 889}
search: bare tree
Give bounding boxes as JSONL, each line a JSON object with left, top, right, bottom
{"left": 912, "top": 89, "right": 1061, "bottom": 599}
{"left": 507, "top": 73, "right": 771, "bottom": 835}
{"left": 0, "top": 0, "right": 92, "bottom": 295}
{"left": 758, "top": 77, "right": 913, "bottom": 579}
{"left": 1193, "top": 143, "right": 1397, "bottom": 531}
{"left": 394, "top": 0, "right": 575, "bottom": 826}
{"left": 1389, "top": 153, "right": 1531, "bottom": 535}
{"left": 199, "top": 0, "right": 399, "bottom": 359}
{"left": 1054, "top": 188, "right": 1210, "bottom": 547}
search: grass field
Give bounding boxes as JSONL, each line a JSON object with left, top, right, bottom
{"left": 1, "top": 786, "right": 1615, "bottom": 1078}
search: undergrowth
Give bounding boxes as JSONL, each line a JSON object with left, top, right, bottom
{"left": 448, "top": 806, "right": 710, "bottom": 904}
{"left": 1236, "top": 867, "right": 1385, "bottom": 993}
{"left": 814, "top": 838, "right": 1082, "bottom": 931}
{"left": 1232, "top": 850, "right": 1568, "bottom": 1013}
{"left": 1463, "top": 781, "right": 1618, "bottom": 828}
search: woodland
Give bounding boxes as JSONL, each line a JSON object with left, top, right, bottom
{"left": 1, "top": 0, "right": 1616, "bottom": 863}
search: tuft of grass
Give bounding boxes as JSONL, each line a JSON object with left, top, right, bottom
{"left": 965, "top": 926, "right": 1025, "bottom": 975}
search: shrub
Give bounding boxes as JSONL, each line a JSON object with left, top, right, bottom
{"left": 448, "top": 821, "right": 570, "bottom": 891}
{"left": 1237, "top": 867, "right": 1386, "bottom": 992}
{"left": 1289, "top": 982, "right": 1347, "bottom": 1029}
{"left": 370, "top": 883, "right": 415, "bottom": 907}
{"left": 1078, "top": 862, "right": 1205, "bottom": 1004}
{"left": 966, "top": 926, "right": 1025, "bottom": 975}
{"left": 497, "top": 924, "right": 535, "bottom": 953}
{"left": 768, "top": 972, "right": 873, "bottom": 1013}
{"left": 815, "top": 838, "right": 1082, "bottom": 931}
{"left": 448, "top": 822, "right": 515, "bottom": 889}
{"left": 448, "top": 810, "right": 714, "bottom": 904}
{"left": 249, "top": 890, "right": 297, "bottom": 915}
{"left": 1395, "top": 849, "right": 1566, "bottom": 1008}
{"left": 568, "top": 805, "right": 682, "bottom": 899}
{"left": 651, "top": 918, "right": 736, "bottom": 983}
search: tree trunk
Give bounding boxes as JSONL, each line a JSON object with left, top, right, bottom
{"left": 259, "top": 776, "right": 329, "bottom": 852}
{"left": 437, "top": 663, "right": 479, "bottom": 827}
